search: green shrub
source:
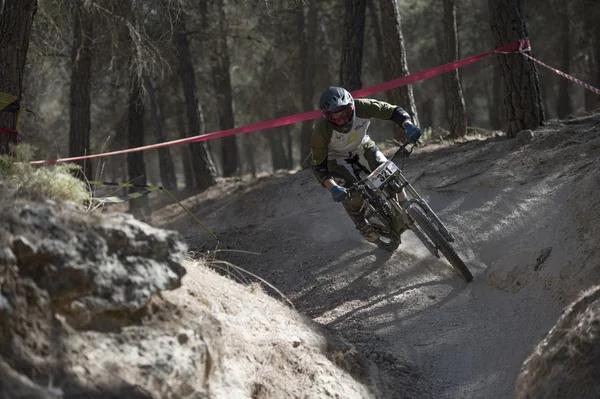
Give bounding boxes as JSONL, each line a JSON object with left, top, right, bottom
{"left": 0, "top": 145, "right": 89, "bottom": 205}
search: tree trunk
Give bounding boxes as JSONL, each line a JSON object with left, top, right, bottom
{"left": 378, "top": 0, "right": 419, "bottom": 125}
{"left": 143, "top": 77, "right": 177, "bottom": 190}
{"left": 176, "top": 113, "right": 194, "bottom": 189}
{"left": 285, "top": 130, "right": 293, "bottom": 169}
{"left": 299, "top": 1, "right": 318, "bottom": 163}
{"left": 339, "top": 0, "right": 367, "bottom": 91}
{"left": 210, "top": 0, "right": 238, "bottom": 177}
{"left": 69, "top": 0, "right": 93, "bottom": 177}
{"left": 557, "top": 0, "right": 572, "bottom": 118}
{"left": 442, "top": 0, "right": 467, "bottom": 137}
{"left": 595, "top": 15, "right": 600, "bottom": 109}
{"left": 242, "top": 135, "right": 258, "bottom": 178}
{"left": 175, "top": 16, "right": 217, "bottom": 190}
{"left": 490, "top": 63, "right": 504, "bottom": 129}
{"left": 0, "top": 1, "right": 37, "bottom": 155}
{"left": 127, "top": 77, "right": 150, "bottom": 218}
{"left": 267, "top": 133, "right": 288, "bottom": 171}
{"left": 367, "top": 0, "right": 386, "bottom": 82}
{"left": 489, "top": 0, "right": 544, "bottom": 138}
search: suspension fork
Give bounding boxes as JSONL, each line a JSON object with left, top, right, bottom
{"left": 394, "top": 172, "right": 455, "bottom": 242}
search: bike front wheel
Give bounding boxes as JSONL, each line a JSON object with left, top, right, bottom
{"left": 407, "top": 206, "right": 473, "bottom": 282}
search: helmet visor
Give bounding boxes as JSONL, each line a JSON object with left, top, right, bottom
{"left": 324, "top": 104, "right": 354, "bottom": 126}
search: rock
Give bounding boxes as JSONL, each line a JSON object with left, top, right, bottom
{"left": 2, "top": 202, "right": 187, "bottom": 330}
{"left": 11, "top": 236, "right": 37, "bottom": 261}
{"left": 0, "top": 358, "right": 64, "bottom": 399}
{"left": 0, "top": 247, "right": 16, "bottom": 265}
{"left": 516, "top": 129, "right": 535, "bottom": 145}
{"left": 515, "top": 285, "right": 600, "bottom": 398}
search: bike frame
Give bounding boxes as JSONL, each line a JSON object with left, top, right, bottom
{"left": 349, "top": 143, "right": 455, "bottom": 243}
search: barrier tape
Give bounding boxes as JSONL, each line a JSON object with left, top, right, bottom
{"left": 519, "top": 51, "right": 600, "bottom": 96}
{"left": 88, "top": 180, "right": 217, "bottom": 240}
{"left": 31, "top": 39, "right": 528, "bottom": 166}
{"left": 0, "top": 127, "right": 18, "bottom": 144}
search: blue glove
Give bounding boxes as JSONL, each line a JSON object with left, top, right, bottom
{"left": 406, "top": 124, "right": 422, "bottom": 144}
{"left": 330, "top": 185, "right": 349, "bottom": 202}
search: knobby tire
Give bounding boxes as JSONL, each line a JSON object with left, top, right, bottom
{"left": 407, "top": 206, "right": 473, "bottom": 282}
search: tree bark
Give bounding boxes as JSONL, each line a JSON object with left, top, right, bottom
{"left": 378, "top": 0, "right": 419, "bottom": 125}
{"left": 367, "top": 0, "right": 386, "bottom": 82}
{"left": 489, "top": 0, "right": 544, "bottom": 138}
{"left": 442, "top": 0, "right": 467, "bottom": 137}
{"left": 557, "top": 0, "right": 572, "bottom": 118}
{"left": 339, "top": 0, "right": 367, "bottom": 91}
{"left": 490, "top": 62, "right": 504, "bottom": 129}
{"left": 210, "top": 0, "right": 238, "bottom": 177}
{"left": 595, "top": 13, "right": 600, "bottom": 109}
{"left": 175, "top": 16, "right": 217, "bottom": 190}
{"left": 143, "top": 77, "right": 177, "bottom": 190}
{"left": 299, "top": 1, "right": 318, "bottom": 164}
{"left": 69, "top": 0, "right": 93, "bottom": 177}
{"left": 127, "top": 77, "right": 150, "bottom": 218}
{"left": 176, "top": 113, "right": 194, "bottom": 189}
{"left": 0, "top": 1, "right": 37, "bottom": 154}
{"left": 267, "top": 133, "right": 288, "bottom": 171}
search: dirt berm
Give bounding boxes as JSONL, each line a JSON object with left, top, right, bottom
{"left": 0, "top": 198, "right": 420, "bottom": 398}
{"left": 1, "top": 114, "right": 599, "bottom": 398}
{"left": 153, "top": 114, "right": 600, "bottom": 398}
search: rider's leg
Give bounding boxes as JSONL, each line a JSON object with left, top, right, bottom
{"left": 363, "top": 141, "right": 409, "bottom": 205}
{"left": 327, "top": 158, "right": 380, "bottom": 242}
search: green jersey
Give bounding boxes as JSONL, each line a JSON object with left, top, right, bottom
{"left": 311, "top": 98, "right": 398, "bottom": 166}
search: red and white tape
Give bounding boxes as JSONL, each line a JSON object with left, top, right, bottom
{"left": 519, "top": 51, "right": 600, "bottom": 96}
{"left": 29, "top": 38, "right": 598, "bottom": 166}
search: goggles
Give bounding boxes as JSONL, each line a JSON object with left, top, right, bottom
{"left": 324, "top": 104, "right": 354, "bottom": 126}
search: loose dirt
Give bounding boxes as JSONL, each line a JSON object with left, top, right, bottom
{"left": 153, "top": 114, "right": 600, "bottom": 398}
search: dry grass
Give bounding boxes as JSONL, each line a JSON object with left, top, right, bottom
{"left": 0, "top": 144, "right": 89, "bottom": 205}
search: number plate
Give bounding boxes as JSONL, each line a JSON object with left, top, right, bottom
{"left": 367, "top": 160, "right": 399, "bottom": 188}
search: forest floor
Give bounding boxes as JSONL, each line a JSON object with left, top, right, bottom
{"left": 151, "top": 113, "right": 600, "bottom": 398}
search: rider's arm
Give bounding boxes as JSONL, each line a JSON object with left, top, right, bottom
{"left": 311, "top": 119, "right": 336, "bottom": 188}
{"left": 355, "top": 98, "right": 413, "bottom": 128}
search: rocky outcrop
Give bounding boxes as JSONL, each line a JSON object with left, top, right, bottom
{"left": 0, "top": 200, "right": 192, "bottom": 398}
{"left": 515, "top": 285, "right": 600, "bottom": 398}
{"left": 3, "top": 201, "right": 186, "bottom": 330}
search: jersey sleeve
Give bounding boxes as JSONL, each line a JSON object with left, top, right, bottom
{"left": 310, "top": 118, "right": 331, "bottom": 166}
{"left": 354, "top": 98, "right": 396, "bottom": 120}
{"left": 310, "top": 118, "right": 334, "bottom": 185}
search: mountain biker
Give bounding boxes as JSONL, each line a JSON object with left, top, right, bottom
{"left": 311, "top": 86, "right": 422, "bottom": 243}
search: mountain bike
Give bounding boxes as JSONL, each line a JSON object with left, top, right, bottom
{"left": 345, "top": 143, "right": 473, "bottom": 282}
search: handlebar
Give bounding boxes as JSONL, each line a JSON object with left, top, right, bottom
{"left": 347, "top": 141, "right": 418, "bottom": 190}
{"left": 390, "top": 141, "right": 417, "bottom": 161}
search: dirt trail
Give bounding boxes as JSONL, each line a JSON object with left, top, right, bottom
{"left": 153, "top": 116, "right": 600, "bottom": 398}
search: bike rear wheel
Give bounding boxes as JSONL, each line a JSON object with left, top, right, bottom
{"left": 407, "top": 206, "right": 473, "bottom": 282}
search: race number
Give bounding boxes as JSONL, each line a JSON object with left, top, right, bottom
{"left": 367, "top": 160, "right": 399, "bottom": 188}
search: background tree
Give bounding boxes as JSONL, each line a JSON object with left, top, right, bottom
{"left": 18, "top": 0, "right": 600, "bottom": 190}
{"left": 340, "top": 0, "right": 367, "bottom": 91}
{"left": 0, "top": 1, "right": 37, "bottom": 155}
{"left": 144, "top": 77, "right": 177, "bottom": 190}
{"left": 489, "top": 0, "right": 544, "bottom": 138}
{"left": 442, "top": 0, "right": 467, "bottom": 137}
{"left": 557, "top": 0, "right": 572, "bottom": 118}
{"left": 175, "top": 14, "right": 218, "bottom": 190}
{"left": 207, "top": 0, "right": 238, "bottom": 177}
{"left": 299, "top": 1, "right": 318, "bottom": 164}
{"left": 378, "top": 0, "right": 419, "bottom": 125}
{"left": 127, "top": 76, "right": 150, "bottom": 217}
{"left": 69, "top": 0, "right": 93, "bottom": 177}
